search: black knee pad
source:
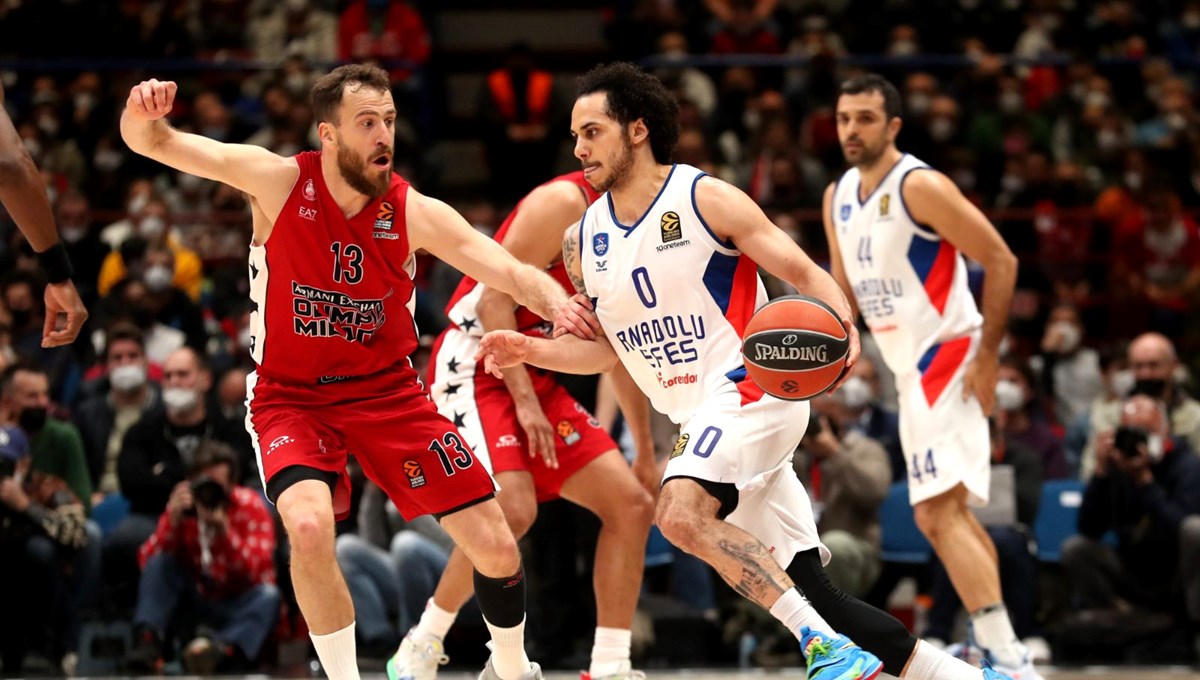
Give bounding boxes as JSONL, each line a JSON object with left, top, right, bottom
{"left": 474, "top": 567, "right": 526, "bottom": 628}
{"left": 786, "top": 549, "right": 916, "bottom": 673}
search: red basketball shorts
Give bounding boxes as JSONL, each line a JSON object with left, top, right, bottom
{"left": 429, "top": 328, "right": 616, "bottom": 502}
{"left": 246, "top": 362, "right": 496, "bottom": 521}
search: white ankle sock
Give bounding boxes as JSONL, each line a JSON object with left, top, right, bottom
{"left": 972, "top": 604, "right": 1025, "bottom": 668}
{"left": 415, "top": 598, "right": 458, "bottom": 640}
{"left": 589, "top": 627, "right": 632, "bottom": 677}
{"left": 310, "top": 622, "right": 361, "bottom": 680}
{"left": 485, "top": 616, "right": 531, "bottom": 680}
{"left": 903, "top": 640, "right": 981, "bottom": 680}
{"left": 769, "top": 588, "right": 834, "bottom": 640}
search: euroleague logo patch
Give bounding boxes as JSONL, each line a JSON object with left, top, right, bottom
{"left": 660, "top": 211, "right": 681, "bottom": 242}
{"left": 670, "top": 433, "right": 690, "bottom": 459}
{"left": 374, "top": 201, "right": 395, "bottom": 230}
{"left": 404, "top": 460, "right": 426, "bottom": 488}
{"left": 557, "top": 420, "right": 581, "bottom": 446}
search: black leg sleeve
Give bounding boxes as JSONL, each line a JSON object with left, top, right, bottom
{"left": 474, "top": 567, "right": 527, "bottom": 628}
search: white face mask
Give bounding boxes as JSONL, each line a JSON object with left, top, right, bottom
{"left": 109, "top": 363, "right": 147, "bottom": 393}
{"left": 238, "top": 327, "right": 254, "bottom": 351}
{"left": 1110, "top": 369, "right": 1136, "bottom": 398}
{"left": 836, "top": 376, "right": 873, "bottom": 410}
{"left": 162, "top": 387, "right": 199, "bottom": 415}
{"left": 928, "top": 118, "right": 956, "bottom": 142}
{"left": 1147, "top": 434, "right": 1165, "bottom": 461}
{"left": 999, "top": 91, "right": 1024, "bottom": 115}
{"left": 61, "top": 226, "right": 87, "bottom": 244}
{"left": 143, "top": 264, "right": 173, "bottom": 293}
{"left": 907, "top": 92, "right": 931, "bottom": 117}
{"left": 127, "top": 193, "right": 149, "bottom": 215}
{"left": 1050, "top": 320, "right": 1081, "bottom": 353}
{"left": 995, "top": 379, "right": 1026, "bottom": 412}
{"left": 138, "top": 215, "right": 166, "bottom": 239}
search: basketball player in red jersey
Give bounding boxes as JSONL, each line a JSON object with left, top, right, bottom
{"left": 120, "top": 65, "right": 590, "bottom": 680}
{"left": 391, "top": 172, "right": 656, "bottom": 680}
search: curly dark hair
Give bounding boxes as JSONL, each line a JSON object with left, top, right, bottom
{"left": 577, "top": 62, "right": 680, "bottom": 165}
{"left": 311, "top": 63, "right": 392, "bottom": 125}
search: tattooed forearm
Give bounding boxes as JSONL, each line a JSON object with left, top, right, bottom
{"left": 562, "top": 224, "right": 588, "bottom": 295}
{"left": 715, "top": 539, "right": 790, "bottom": 607}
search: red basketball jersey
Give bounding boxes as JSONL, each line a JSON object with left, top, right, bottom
{"left": 444, "top": 171, "right": 599, "bottom": 337}
{"left": 247, "top": 151, "right": 419, "bottom": 383}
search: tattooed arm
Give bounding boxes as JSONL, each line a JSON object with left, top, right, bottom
{"left": 553, "top": 220, "right": 602, "bottom": 339}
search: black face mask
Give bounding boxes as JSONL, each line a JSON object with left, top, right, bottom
{"left": 18, "top": 406, "right": 47, "bottom": 433}
{"left": 1133, "top": 378, "right": 1168, "bottom": 399}
{"left": 9, "top": 309, "right": 32, "bottom": 329}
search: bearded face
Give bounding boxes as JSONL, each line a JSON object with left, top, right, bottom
{"left": 336, "top": 134, "right": 392, "bottom": 198}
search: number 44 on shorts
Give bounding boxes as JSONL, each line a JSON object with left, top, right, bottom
{"left": 911, "top": 449, "right": 937, "bottom": 483}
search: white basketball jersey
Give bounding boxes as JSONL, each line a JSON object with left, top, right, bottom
{"left": 580, "top": 164, "right": 768, "bottom": 425}
{"left": 831, "top": 154, "right": 982, "bottom": 376}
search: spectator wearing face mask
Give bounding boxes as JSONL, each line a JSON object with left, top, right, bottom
{"left": 72, "top": 323, "right": 162, "bottom": 502}
{"left": 995, "top": 356, "right": 1068, "bottom": 479}
{"left": 54, "top": 190, "right": 109, "bottom": 307}
{"left": 1032, "top": 302, "right": 1105, "bottom": 426}
{"left": 1, "top": 271, "right": 83, "bottom": 405}
{"left": 1061, "top": 395, "right": 1200, "bottom": 657}
{"left": 835, "top": 354, "right": 904, "bottom": 481}
{"left": 130, "top": 244, "right": 207, "bottom": 354}
{"left": 97, "top": 198, "right": 204, "bottom": 302}
{"left": 1064, "top": 347, "right": 1133, "bottom": 480}
{"left": 106, "top": 348, "right": 255, "bottom": 609}
{"left": 1081, "top": 333, "right": 1200, "bottom": 479}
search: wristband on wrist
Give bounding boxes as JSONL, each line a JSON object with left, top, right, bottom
{"left": 35, "top": 242, "right": 74, "bottom": 283}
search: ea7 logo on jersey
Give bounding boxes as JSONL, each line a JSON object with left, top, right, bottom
{"left": 299, "top": 206, "right": 317, "bottom": 221}
{"left": 593, "top": 233, "right": 609, "bottom": 256}
{"left": 374, "top": 201, "right": 395, "bottom": 230}
{"left": 660, "top": 211, "right": 681, "bottom": 242}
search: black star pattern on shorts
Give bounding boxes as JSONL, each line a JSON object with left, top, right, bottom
{"left": 447, "top": 356, "right": 460, "bottom": 373}
{"left": 452, "top": 411, "right": 466, "bottom": 429}
{"left": 249, "top": 261, "right": 259, "bottom": 280}
{"left": 444, "top": 383, "right": 461, "bottom": 396}
{"left": 459, "top": 317, "right": 478, "bottom": 332}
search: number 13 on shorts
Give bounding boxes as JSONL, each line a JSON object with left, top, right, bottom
{"left": 911, "top": 448, "right": 937, "bottom": 484}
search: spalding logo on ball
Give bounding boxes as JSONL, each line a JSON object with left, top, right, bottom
{"left": 741, "top": 295, "right": 849, "bottom": 401}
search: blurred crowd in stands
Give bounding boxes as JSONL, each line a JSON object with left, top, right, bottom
{"left": 0, "top": 0, "right": 1199, "bottom": 674}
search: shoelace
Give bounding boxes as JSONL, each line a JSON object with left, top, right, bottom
{"left": 804, "top": 638, "right": 836, "bottom": 667}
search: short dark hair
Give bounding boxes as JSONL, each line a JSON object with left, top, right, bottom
{"left": 577, "top": 62, "right": 680, "bottom": 165}
{"left": 311, "top": 64, "right": 392, "bottom": 125}
{"left": 105, "top": 322, "right": 146, "bottom": 354}
{"left": 839, "top": 73, "right": 903, "bottom": 120}
{"left": 0, "top": 359, "right": 46, "bottom": 396}
{"left": 190, "top": 440, "right": 238, "bottom": 478}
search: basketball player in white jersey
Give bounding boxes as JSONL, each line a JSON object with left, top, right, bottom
{"left": 823, "top": 74, "right": 1037, "bottom": 680}
{"left": 479, "top": 62, "right": 1014, "bottom": 680}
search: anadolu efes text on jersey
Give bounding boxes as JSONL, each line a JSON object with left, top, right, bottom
{"left": 580, "top": 164, "right": 769, "bottom": 425}
{"left": 246, "top": 151, "right": 421, "bottom": 384}
{"left": 831, "top": 154, "right": 982, "bottom": 376}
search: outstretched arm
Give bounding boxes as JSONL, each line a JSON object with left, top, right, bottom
{"left": 821, "top": 181, "right": 858, "bottom": 319}
{"left": 0, "top": 84, "right": 87, "bottom": 347}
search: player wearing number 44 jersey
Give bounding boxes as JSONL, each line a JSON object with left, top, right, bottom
{"left": 478, "top": 62, "right": 1014, "bottom": 680}
{"left": 120, "top": 64, "right": 591, "bottom": 680}
{"left": 823, "top": 74, "right": 1038, "bottom": 680}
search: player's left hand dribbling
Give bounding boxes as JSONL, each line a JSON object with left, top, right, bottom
{"left": 964, "top": 351, "right": 998, "bottom": 416}
{"left": 552, "top": 293, "right": 600, "bottom": 340}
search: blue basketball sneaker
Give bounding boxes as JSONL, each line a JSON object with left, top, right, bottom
{"left": 982, "top": 659, "right": 1015, "bottom": 679}
{"left": 799, "top": 627, "right": 883, "bottom": 680}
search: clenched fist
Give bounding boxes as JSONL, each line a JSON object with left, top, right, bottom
{"left": 126, "top": 79, "right": 178, "bottom": 120}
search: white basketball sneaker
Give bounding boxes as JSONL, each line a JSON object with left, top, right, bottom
{"left": 387, "top": 630, "right": 449, "bottom": 680}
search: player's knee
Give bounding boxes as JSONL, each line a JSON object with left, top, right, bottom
{"left": 501, "top": 500, "right": 537, "bottom": 540}
{"left": 610, "top": 485, "right": 655, "bottom": 530}
{"left": 468, "top": 529, "right": 522, "bottom": 577}
{"left": 281, "top": 504, "right": 335, "bottom": 557}
{"left": 912, "top": 494, "right": 959, "bottom": 542}
{"left": 655, "top": 500, "right": 703, "bottom": 554}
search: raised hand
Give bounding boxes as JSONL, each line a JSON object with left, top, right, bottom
{"left": 126, "top": 79, "right": 178, "bottom": 120}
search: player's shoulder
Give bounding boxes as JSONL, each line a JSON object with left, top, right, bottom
{"left": 528, "top": 177, "right": 591, "bottom": 212}
{"left": 694, "top": 173, "right": 751, "bottom": 210}
{"left": 898, "top": 165, "right": 955, "bottom": 201}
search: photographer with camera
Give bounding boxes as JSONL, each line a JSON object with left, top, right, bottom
{"left": 108, "top": 347, "right": 255, "bottom": 607}
{"left": 126, "top": 440, "right": 279, "bottom": 674}
{"left": 1061, "top": 394, "right": 1200, "bottom": 654}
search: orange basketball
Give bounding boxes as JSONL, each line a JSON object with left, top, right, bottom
{"left": 741, "top": 295, "right": 850, "bottom": 401}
